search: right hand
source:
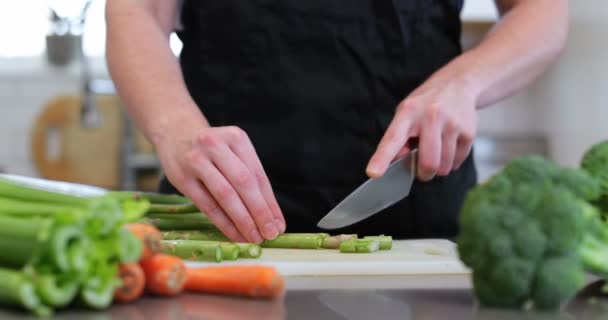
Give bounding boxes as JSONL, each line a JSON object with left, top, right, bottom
{"left": 156, "top": 125, "right": 286, "bottom": 243}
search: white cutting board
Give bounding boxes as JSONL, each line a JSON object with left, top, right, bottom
{"left": 184, "top": 239, "right": 471, "bottom": 277}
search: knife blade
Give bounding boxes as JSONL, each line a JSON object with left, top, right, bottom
{"left": 317, "top": 149, "right": 418, "bottom": 229}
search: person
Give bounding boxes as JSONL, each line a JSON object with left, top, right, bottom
{"left": 105, "top": 0, "right": 569, "bottom": 243}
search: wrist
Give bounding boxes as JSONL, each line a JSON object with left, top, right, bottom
{"left": 148, "top": 104, "right": 210, "bottom": 151}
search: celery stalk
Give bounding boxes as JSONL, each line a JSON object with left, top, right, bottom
{"left": 35, "top": 274, "right": 79, "bottom": 308}
{"left": 0, "top": 267, "right": 51, "bottom": 317}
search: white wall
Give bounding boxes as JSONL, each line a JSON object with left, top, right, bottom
{"left": 528, "top": 0, "right": 608, "bottom": 167}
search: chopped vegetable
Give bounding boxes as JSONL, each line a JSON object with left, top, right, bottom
{"left": 321, "top": 234, "right": 358, "bottom": 249}
{"left": 261, "top": 234, "right": 324, "bottom": 249}
{"left": 339, "top": 239, "right": 380, "bottom": 253}
{"left": 363, "top": 236, "right": 392, "bottom": 250}
{"left": 160, "top": 240, "right": 223, "bottom": 262}
{"left": 235, "top": 243, "right": 262, "bottom": 259}
{"left": 184, "top": 265, "right": 284, "bottom": 299}
{"left": 140, "top": 254, "right": 186, "bottom": 296}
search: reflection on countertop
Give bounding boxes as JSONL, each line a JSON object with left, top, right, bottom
{"left": 1, "top": 280, "right": 608, "bottom": 320}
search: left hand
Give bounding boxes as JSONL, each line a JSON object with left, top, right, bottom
{"left": 366, "top": 78, "right": 479, "bottom": 181}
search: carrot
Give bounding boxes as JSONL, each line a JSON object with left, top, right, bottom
{"left": 125, "top": 223, "right": 162, "bottom": 260}
{"left": 140, "top": 254, "right": 186, "bottom": 296}
{"left": 114, "top": 263, "right": 146, "bottom": 303}
{"left": 184, "top": 265, "right": 285, "bottom": 299}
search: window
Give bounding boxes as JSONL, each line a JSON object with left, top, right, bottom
{"left": 0, "top": 0, "right": 182, "bottom": 58}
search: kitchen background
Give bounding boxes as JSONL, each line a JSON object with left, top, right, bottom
{"left": 0, "top": 0, "right": 605, "bottom": 191}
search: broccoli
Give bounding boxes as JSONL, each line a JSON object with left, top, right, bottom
{"left": 457, "top": 155, "right": 608, "bottom": 311}
{"left": 581, "top": 140, "right": 608, "bottom": 212}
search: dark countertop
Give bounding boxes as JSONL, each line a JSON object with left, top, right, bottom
{"left": 1, "top": 275, "right": 607, "bottom": 320}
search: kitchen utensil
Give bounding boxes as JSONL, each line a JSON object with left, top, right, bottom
{"left": 316, "top": 149, "right": 418, "bottom": 229}
{"left": 184, "top": 239, "right": 469, "bottom": 277}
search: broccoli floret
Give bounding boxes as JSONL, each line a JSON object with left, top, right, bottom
{"left": 457, "top": 155, "right": 608, "bottom": 311}
{"left": 581, "top": 140, "right": 608, "bottom": 212}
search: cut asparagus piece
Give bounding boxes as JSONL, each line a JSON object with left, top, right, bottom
{"left": 321, "top": 234, "right": 358, "bottom": 249}
{"left": 363, "top": 236, "right": 393, "bottom": 250}
{"left": 160, "top": 240, "right": 223, "bottom": 262}
{"left": 146, "top": 212, "right": 214, "bottom": 230}
{"left": 235, "top": 243, "right": 262, "bottom": 259}
{"left": 261, "top": 234, "right": 324, "bottom": 249}
{"left": 219, "top": 243, "right": 239, "bottom": 261}
{"left": 161, "top": 229, "right": 230, "bottom": 242}
{"left": 339, "top": 239, "right": 381, "bottom": 253}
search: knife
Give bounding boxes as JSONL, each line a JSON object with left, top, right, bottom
{"left": 317, "top": 149, "right": 418, "bottom": 229}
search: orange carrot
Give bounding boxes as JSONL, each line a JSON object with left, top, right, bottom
{"left": 184, "top": 265, "right": 285, "bottom": 299}
{"left": 140, "top": 254, "right": 186, "bottom": 296}
{"left": 114, "top": 263, "right": 146, "bottom": 303}
{"left": 125, "top": 223, "right": 162, "bottom": 260}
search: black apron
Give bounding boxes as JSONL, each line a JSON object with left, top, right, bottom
{"left": 160, "top": 0, "right": 478, "bottom": 239}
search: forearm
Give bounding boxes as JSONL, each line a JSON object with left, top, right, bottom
{"left": 423, "top": 0, "right": 569, "bottom": 108}
{"left": 105, "top": 0, "right": 208, "bottom": 148}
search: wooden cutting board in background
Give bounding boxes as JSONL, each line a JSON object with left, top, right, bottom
{"left": 31, "top": 95, "right": 123, "bottom": 189}
{"left": 185, "top": 239, "right": 470, "bottom": 277}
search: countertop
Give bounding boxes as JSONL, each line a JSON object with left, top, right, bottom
{"left": 1, "top": 275, "right": 607, "bottom": 320}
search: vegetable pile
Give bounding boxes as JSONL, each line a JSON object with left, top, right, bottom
{"left": 457, "top": 139, "right": 608, "bottom": 310}
{"left": 118, "top": 190, "right": 393, "bottom": 259}
{"left": 0, "top": 177, "right": 149, "bottom": 316}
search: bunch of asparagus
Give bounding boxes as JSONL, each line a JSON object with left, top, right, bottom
{"left": 122, "top": 191, "right": 394, "bottom": 260}
{"left": 0, "top": 177, "right": 149, "bottom": 316}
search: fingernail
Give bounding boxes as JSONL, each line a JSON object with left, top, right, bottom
{"left": 264, "top": 222, "right": 278, "bottom": 239}
{"left": 275, "top": 219, "right": 285, "bottom": 233}
{"left": 250, "top": 230, "right": 263, "bottom": 243}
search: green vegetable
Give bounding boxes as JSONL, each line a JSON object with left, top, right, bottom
{"left": 35, "top": 274, "right": 79, "bottom": 308}
{"left": 339, "top": 239, "right": 380, "bottom": 253}
{"left": 321, "top": 234, "right": 358, "bottom": 249}
{"left": 581, "top": 140, "right": 608, "bottom": 212}
{"left": 235, "top": 243, "right": 262, "bottom": 259}
{"left": 160, "top": 240, "right": 223, "bottom": 262}
{"left": 0, "top": 176, "right": 148, "bottom": 315}
{"left": 219, "top": 243, "right": 239, "bottom": 261}
{"left": 363, "top": 236, "right": 392, "bottom": 250}
{"left": 161, "top": 229, "right": 230, "bottom": 242}
{"left": 0, "top": 267, "right": 50, "bottom": 317}
{"left": 261, "top": 234, "right": 324, "bottom": 249}
{"left": 457, "top": 155, "right": 608, "bottom": 310}
{"left": 146, "top": 212, "right": 214, "bottom": 230}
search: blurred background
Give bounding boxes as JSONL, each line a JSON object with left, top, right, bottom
{"left": 0, "top": 0, "right": 605, "bottom": 191}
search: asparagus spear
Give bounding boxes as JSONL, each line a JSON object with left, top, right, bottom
{"left": 261, "top": 234, "right": 324, "bottom": 249}
{"left": 0, "top": 267, "right": 50, "bottom": 317}
{"left": 162, "top": 229, "right": 230, "bottom": 242}
{"left": 321, "top": 234, "right": 358, "bottom": 249}
{"left": 235, "top": 243, "right": 262, "bottom": 259}
{"left": 160, "top": 240, "right": 223, "bottom": 262}
{"left": 146, "top": 212, "right": 214, "bottom": 230}
{"left": 339, "top": 239, "right": 381, "bottom": 253}
{"left": 109, "top": 191, "right": 192, "bottom": 205}
{"left": 363, "top": 236, "right": 393, "bottom": 250}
